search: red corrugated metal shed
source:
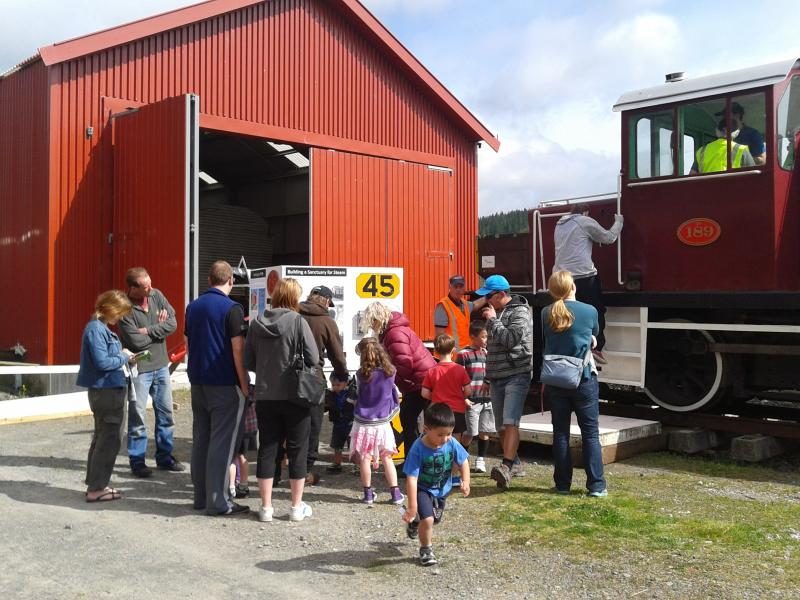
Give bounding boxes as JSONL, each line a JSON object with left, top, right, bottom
{"left": 0, "top": 0, "right": 497, "bottom": 364}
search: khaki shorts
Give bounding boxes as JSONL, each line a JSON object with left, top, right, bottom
{"left": 465, "top": 400, "right": 496, "bottom": 437}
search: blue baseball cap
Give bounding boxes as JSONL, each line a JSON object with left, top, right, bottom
{"left": 475, "top": 274, "right": 510, "bottom": 296}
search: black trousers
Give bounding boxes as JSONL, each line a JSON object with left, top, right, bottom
{"left": 399, "top": 390, "right": 428, "bottom": 460}
{"left": 575, "top": 274, "right": 606, "bottom": 351}
{"left": 85, "top": 387, "right": 126, "bottom": 491}
{"left": 256, "top": 400, "right": 311, "bottom": 480}
{"left": 306, "top": 395, "right": 325, "bottom": 470}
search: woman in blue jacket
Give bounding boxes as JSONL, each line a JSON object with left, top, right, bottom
{"left": 542, "top": 270, "right": 607, "bottom": 497}
{"left": 77, "top": 290, "right": 134, "bottom": 502}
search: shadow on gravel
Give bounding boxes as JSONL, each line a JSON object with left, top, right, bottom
{"left": 0, "top": 477, "right": 199, "bottom": 518}
{"left": 0, "top": 454, "right": 88, "bottom": 472}
{"left": 255, "top": 541, "right": 413, "bottom": 574}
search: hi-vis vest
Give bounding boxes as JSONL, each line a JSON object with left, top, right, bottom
{"left": 439, "top": 296, "right": 471, "bottom": 348}
{"left": 695, "top": 139, "right": 748, "bottom": 173}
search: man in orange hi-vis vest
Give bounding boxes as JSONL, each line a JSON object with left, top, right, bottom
{"left": 434, "top": 275, "right": 473, "bottom": 350}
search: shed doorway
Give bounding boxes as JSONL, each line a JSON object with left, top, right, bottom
{"left": 198, "top": 130, "right": 310, "bottom": 304}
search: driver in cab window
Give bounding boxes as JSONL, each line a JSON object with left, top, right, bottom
{"left": 690, "top": 119, "right": 755, "bottom": 174}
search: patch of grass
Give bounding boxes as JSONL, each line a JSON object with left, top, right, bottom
{"left": 623, "top": 451, "right": 800, "bottom": 484}
{"left": 475, "top": 454, "right": 800, "bottom": 587}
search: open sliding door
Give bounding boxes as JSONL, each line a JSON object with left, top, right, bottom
{"left": 112, "top": 94, "right": 199, "bottom": 348}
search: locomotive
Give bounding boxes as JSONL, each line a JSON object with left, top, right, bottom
{"left": 479, "top": 58, "right": 800, "bottom": 413}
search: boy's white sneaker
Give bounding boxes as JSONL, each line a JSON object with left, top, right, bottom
{"left": 289, "top": 502, "right": 313, "bottom": 522}
{"left": 258, "top": 506, "right": 274, "bottom": 522}
{"left": 474, "top": 457, "right": 486, "bottom": 473}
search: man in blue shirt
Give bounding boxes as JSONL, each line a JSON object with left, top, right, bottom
{"left": 184, "top": 260, "right": 250, "bottom": 516}
{"left": 717, "top": 102, "right": 765, "bottom": 165}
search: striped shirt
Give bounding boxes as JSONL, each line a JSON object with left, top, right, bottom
{"left": 455, "top": 347, "right": 491, "bottom": 402}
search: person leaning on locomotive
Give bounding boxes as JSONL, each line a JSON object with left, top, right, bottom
{"left": 552, "top": 204, "right": 623, "bottom": 364}
{"left": 690, "top": 118, "right": 757, "bottom": 174}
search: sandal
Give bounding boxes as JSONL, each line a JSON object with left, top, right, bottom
{"left": 86, "top": 488, "right": 122, "bottom": 503}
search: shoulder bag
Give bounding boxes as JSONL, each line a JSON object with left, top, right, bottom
{"left": 539, "top": 308, "right": 592, "bottom": 390}
{"left": 289, "top": 314, "right": 325, "bottom": 407}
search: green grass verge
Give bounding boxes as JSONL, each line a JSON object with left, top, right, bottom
{"left": 476, "top": 452, "right": 800, "bottom": 586}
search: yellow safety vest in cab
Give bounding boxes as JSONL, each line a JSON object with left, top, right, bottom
{"left": 695, "top": 139, "right": 748, "bottom": 173}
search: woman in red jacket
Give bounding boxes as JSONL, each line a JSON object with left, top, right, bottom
{"left": 362, "top": 302, "right": 436, "bottom": 470}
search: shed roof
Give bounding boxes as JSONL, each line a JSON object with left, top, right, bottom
{"left": 613, "top": 58, "right": 800, "bottom": 113}
{"left": 25, "top": 0, "right": 498, "bottom": 150}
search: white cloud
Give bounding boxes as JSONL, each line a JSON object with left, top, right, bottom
{"left": 362, "top": 0, "right": 455, "bottom": 16}
{"left": 468, "top": 10, "right": 683, "bottom": 215}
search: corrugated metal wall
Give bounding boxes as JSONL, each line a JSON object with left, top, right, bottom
{"left": 386, "top": 159, "right": 453, "bottom": 339}
{"left": 311, "top": 148, "right": 458, "bottom": 339}
{"left": 311, "top": 149, "right": 388, "bottom": 266}
{"left": 0, "top": 62, "right": 49, "bottom": 361}
{"left": 6, "top": 0, "right": 480, "bottom": 362}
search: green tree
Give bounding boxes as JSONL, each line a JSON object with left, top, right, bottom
{"left": 478, "top": 209, "right": 530, "bottom": 237}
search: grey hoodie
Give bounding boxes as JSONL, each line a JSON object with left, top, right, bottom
{"left": 244, "top": 308, "right": 319, "bottom": 401}
{"left": 553, "top": 214, "right": 623, "bottom": 278}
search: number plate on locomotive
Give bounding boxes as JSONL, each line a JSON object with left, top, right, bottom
{"left": 677, "top": 218, "right": 721, "bottom": 246}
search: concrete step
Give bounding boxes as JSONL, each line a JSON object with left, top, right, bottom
{"left": 517, "top": 412, "right": 664, "bottom": 465}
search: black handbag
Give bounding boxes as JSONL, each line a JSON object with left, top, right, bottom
{"left": 289, "top": 315, "right": 325, "bottom": 407}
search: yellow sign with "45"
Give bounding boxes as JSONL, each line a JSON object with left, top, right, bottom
{"left": 356, "top": 273, "right": 400, "bottom": 299}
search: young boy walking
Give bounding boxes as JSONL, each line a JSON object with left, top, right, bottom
{"left": 456, "top": 321, "right": 496, "bottom": 473}
{"left": 421, "top": 334, "right": 472, "bottom": 441}
{"left": 402, "top": 403, "right": 470, "bottom": 566}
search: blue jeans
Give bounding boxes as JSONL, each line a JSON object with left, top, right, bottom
{"left": 128, "top": 366, "right": 175, "bottom": 468}
{"left": 547, "top": 375, "right": 606, "bottom": 493}
{"left": 490, "top": 373, "right": 531, "bottom": 430}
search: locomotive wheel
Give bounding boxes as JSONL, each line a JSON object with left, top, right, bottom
{"left": 644, "top": 322, "right": 727, "bottom": 412}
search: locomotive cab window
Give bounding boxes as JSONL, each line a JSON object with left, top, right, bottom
{"left": 630, "top": 111, "right": 674, "bottom": 179}
{"left": 777, "top": 76, "right": 800, "bottom": 171}
{"left": 680, "top": 93, "right": 765, "bottom": 174}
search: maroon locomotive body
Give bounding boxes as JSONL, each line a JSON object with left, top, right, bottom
{"left": 480, "top": 58, "right": 800, "bottom": 412}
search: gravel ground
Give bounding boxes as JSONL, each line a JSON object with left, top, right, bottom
{"left": 0, "top": 404, "right": 798, "bottom": 599}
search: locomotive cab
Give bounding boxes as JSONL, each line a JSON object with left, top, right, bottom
{"left": 614, "top": 58, "right": 800, "bottom": 293}
{"left": 605, "top": 59, "right": 800, "bottom": 412}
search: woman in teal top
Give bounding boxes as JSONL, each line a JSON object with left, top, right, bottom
{"left": 542, "top": 270, "right": 607, "bottom": 497}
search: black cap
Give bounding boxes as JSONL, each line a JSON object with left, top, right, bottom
{"left": 311, "top": 285, "right": 335, "bottom": 307}
{"left": 715, "top": 102, "right": 744, "bottom": 117}
{"left": 449, "top": 275, "right": 466, "bottom": 285}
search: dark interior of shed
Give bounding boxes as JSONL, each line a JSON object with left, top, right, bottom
{"left": 197, "top": 130, "right": 310, "bottom": 293}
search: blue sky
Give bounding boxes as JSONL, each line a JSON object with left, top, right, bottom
{"left": 2, "top": 0, "right": 799, "bottom": 214}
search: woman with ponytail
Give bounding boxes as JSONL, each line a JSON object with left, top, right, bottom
{"left": 542, "top": 270, "right": 607, "bottom": 498}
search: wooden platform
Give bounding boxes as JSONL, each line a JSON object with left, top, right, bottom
{"left": 518, "top": 412, "right": 666, "bottom": 465}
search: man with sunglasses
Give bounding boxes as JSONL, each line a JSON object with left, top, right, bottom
{"left": 118, "top": 267, "right": 184, "bottom": 477}
{"left": 475, "top": 275, "right": 533, "bottom": 490}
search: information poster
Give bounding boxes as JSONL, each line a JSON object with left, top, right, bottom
{"left": 248, "top": 265, "right": 404, "bottom": 373}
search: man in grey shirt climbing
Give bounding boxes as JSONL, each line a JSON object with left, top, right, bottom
{"left": 553, "top": 203, "right": 623, "bottom": 364}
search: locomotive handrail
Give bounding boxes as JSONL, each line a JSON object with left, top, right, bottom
{"left": 627, "top": 169, "right": 762, "bottom": 187}
{"left": 616, "top": 172, "right": 623, "bottom": 286}
{"left": 531, "top": 209, "right": 569, "bottom": 293}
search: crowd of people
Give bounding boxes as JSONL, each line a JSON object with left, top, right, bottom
{"left": 77, "top": 252, "right": 613, "bottom": 566}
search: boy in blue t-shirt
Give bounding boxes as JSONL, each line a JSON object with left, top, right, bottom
{"left": 402, "top": 403, "right": 470, "bottom": 567}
